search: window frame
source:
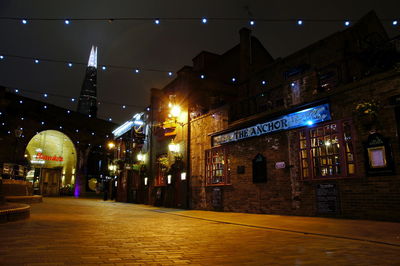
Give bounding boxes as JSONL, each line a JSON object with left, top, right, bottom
{"left": 205, "top": 146, "right": 231, "bottom": 186}
{"left": 299, "top": 119, "right": 357, "bottom": 181}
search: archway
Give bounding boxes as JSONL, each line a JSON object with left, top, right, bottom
{"left": 25, "top": 130, "right": 77, "bottom": 196}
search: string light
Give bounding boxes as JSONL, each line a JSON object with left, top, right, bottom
{"left": 6, "top": 86, "right": 145, "bottom": 110}
{"left": 200, "top": 74, "right": 205, "bottom": 79}
{"left": 43, "top": 105, "right": 47, "bottom": 109}
{"left": 34, "top": 59, "right": 40, "bottom": 64}
{"left": 0, "top": 55, "right": 4, "bottom": 59}
{"left": 0, "top": 53, "right": 173, "bottom": 75}
{"left": 19, "top": 100, "right": 23, "bottom": 104}
{"left": 344, "top": 20, "right": 350, "bottom": 26}
{"left": 168, "top": 72, "right": 173, "bottom": 76}
{"left": 261, "top": 80, "right": 267, "bottom": 85}
{"left": 393, "top": 20, "right": 398, "bottom": 26}
{"left": 154, "top": 19, "right": 160, "bottom": 25}
{"left": 122, "top": 105, "right": 126, "bottom": 109}
{"left": 108, "top": 118, "right": 112, "bottom": 121}
{"left": 232, "top": 77, "right": 236, "bottom": 82}
{"left": 43, "top": 93, "right": 48, "bottom": 98}
{"left": 0, "top": 16, "right": 394, "bottom": 24}
{"left": 67, "top": 110, "right": 70, "bottom": 114}
{"left": 297, "top": 20, "right": 303, "bottom": 25}
{"left": 249, "top": 20, "right": 255, "bottom": 26}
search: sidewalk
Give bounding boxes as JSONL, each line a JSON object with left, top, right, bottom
{"left": 139, "top": 204, "right": 400, "bottom": 247}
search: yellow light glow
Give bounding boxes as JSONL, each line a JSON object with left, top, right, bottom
{"left": 137, "top": 153, "right": 146, "bottom": 162}
{"left": 168, "top": 142, "right": 180, "bottom": 153}
{"left": 170, "top": 105, "right": 181, "bottom": 117}
{"left": 107, "top": 142, "right": 115, "bottom": 149}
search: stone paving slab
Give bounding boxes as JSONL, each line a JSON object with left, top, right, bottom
{"left": 0, "top": 198, "right": 399, "bottom": 265}
{"left": 149, "top": 207, "right": 400, "bottom": 246}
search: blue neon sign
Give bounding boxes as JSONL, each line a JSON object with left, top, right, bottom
{"left": 212, "top": 103, "right": 331, "bottom": 146}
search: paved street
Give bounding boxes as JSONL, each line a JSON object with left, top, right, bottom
{"left": 1, "top": 198, "right": 400, "bottom": 265}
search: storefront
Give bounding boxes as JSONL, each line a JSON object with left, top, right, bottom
{"left": 25, "top": 130, "right": 77, "bottom": 196}
{"left": 190, "top": 71, "right": 400, "bottom": 222}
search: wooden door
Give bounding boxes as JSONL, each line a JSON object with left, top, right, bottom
{"left": 40, "top": 168, "right": 62, "bottom": 196}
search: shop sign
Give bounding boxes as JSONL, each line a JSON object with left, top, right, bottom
{"left": 36, "top": 152, "right": 64, "bottom": 162}
{"left": 212, "top": 103, "right": 331, "bottom": 146}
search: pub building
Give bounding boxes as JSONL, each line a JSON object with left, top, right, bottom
{"left": 188, "top": 11, "right": 400, "bottom": 221}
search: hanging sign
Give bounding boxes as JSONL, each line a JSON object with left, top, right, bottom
{"left": 212, "top": 103, "right": 331, "bottom": 146}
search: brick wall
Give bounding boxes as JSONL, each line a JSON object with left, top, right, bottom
{"left": 190, "top": 72, "right": 400, "bottom": 221}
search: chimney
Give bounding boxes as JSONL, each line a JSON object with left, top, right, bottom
{"left": 239, "top": 27, "right": 252, "bottom": 81}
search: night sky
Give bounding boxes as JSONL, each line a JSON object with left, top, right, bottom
{"left": 0, "top": 0, "right": 399, "bottom": 124}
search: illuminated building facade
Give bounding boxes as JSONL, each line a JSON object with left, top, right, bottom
{"left": 0, "top": 87, "right": 115, "bottom": 196}
{"left": 188, "top": 12, "right": 400, "bottom": 221}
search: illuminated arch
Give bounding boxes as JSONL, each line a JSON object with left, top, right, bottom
{"left": 25, "top": 130, "right": 77, "bottom": 186}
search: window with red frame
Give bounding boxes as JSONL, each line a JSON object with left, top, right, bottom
{"left": 299, "top": 120, "right": 356, "bottom": 180}
{"left": 155, "top": 154, "right": 168, "bottom": 186}
{"left": 205, "top": 147, "right": 230, "bottom": 185}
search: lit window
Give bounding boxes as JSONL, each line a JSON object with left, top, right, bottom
{"left": 205, "top": 147, "right": 230, "bottom": 185}
{"left": 155, "top": 154, "right": 168, "bottom": 186}
{"left": 299, "top": 120, "right": 356, "bottom": 180}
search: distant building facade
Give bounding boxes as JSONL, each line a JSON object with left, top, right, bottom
{"left": 0, "top": 87, "right": 115, "bottom": 197}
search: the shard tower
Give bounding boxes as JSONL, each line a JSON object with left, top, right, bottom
{"left": 77, "top": 46, "right": 98, "bottom": 117}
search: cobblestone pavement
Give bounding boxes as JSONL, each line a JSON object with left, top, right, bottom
{"left": 1, "top": 198, "right": 400, "bottom": 265}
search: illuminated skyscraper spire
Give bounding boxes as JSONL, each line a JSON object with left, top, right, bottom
{"left": 87, "top": 45, "right": 97, "bottom": 68}
{"left": 77, "top": 46, "right": 98, "bottom": 117}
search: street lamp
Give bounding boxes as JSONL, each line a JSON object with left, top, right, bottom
{"left": 107, "top": 141, "right": 115, "bottom": 150}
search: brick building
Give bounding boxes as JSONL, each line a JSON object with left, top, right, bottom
{"left": 189, "top": 11, "right": 400, "bottom": 221}
{"left": 145, "top": 29, "right": 272, "bottom": 208}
